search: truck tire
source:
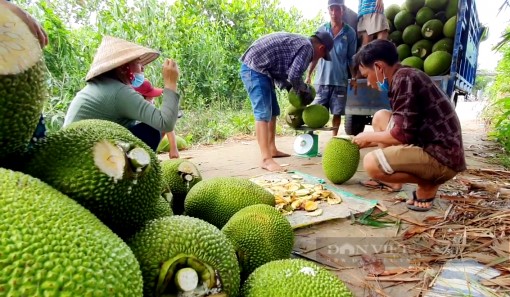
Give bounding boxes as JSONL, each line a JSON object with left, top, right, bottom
{"left": 344, "top": 115, "right": 368, "bottom": 136}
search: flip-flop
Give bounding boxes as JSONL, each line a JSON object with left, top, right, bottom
{"left": 406, "top": 191, "right": 435, "bottom": 212}
{"left": 359, "top": 179, "right": 402, "bottom": 192}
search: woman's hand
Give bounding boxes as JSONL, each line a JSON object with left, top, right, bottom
{"left": 162, "top": 59, "right": 180, "bottom": 92}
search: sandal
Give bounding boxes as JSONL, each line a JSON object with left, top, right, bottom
{"left": 406, "top": 191, "right": 435, "bottom": 212}
{"left": 360, "top": 179, "right": 402, "bottom": 192}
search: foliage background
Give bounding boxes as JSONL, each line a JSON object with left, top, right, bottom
{"left": 482, "top": 31, "right": 510, "bottom": 166}
{"left": 17, "top": 0, "right": 324, "bottom": 144}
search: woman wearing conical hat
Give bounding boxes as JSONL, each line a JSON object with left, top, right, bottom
{"left": 64, "top": 36, "right": 181, "bottom": 152}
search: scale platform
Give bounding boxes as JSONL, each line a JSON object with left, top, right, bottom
{"left": 293, "top": 126, "right": 335, "bottom": 158}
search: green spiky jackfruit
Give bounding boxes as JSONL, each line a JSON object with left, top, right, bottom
{"left": 241, "top": 259, "right": 353, "bottom": 297}
{"left": 160, "top": 159, "right": 202, "bottom": 215}
{"left": 157, "top": 134, "right": 188, "bottom": 153}
{"left": 221, "top": 204, "right": 294, "bottom": 280}
{"left": 22, "top": 119, "right": 170, "bottom": 239}
{"left": 128, "top": 215, "right": 241, "bottom": 297}
{"left": 0, "top": 168, "right": 143, "bottom": 296}
{"left": 0, "top": 10, "right": 48, "bottom": 168}
{"left": 302, "top": 104, "right": 330, "bottom": 129}
{"left": 322, "top": 137, "right": 360, "bottom": 184}
{"left": 184, "top": 177, "right": 276, "bottom": 228}
{"left": 285, "top": 105, "right": 305, "bottom": 129}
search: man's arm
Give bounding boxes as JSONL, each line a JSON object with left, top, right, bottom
{"left": 352, "top": 129, "right": 401, "bottom": 148}
{"left": 388, "top": 75, "right": 421, "bottom": 144}
{"left": 305, "top": 59, "right": 319, "bottom": 84}
{"left": 116, "top": 87, "right": 180, "bottom": 133}
{"left": 347, "top": 30, "right": 358, "bottom": 78}
{"left": 288, "top": 46, "right": 314, "bottom": 92}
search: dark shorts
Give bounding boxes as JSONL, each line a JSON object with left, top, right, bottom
{"left": 240, "top": 63, "right": 280, "bottom": 122}
{"left": 128, "top": 122, "right": 162, "bottom": 152}
{"left": 312, "top": 85, "right": 347, "bottom": 116}
{"left": 28, "top": 114, "right": 47, "bottom": 149}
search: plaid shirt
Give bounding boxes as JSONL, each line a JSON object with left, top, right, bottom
{"left": 240, "top": 32, "right": 313, "bottom": 92}
{"left": 388, "top": 67, "right": 467, "bottom": 172}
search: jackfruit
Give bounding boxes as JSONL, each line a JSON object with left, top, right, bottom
{"left": 424, "top": 51, "right": 452, "bottom": 76}
{"left": 241, "top": 259, "right": 353, "bottom": 297}
{"left": 221, "top": 204, "right": 294, "bottom": 280}
{"left": 394, "top": 11, "right": 415, "bottom": 31}
{"left": 22, "top": 119, "right": 170, "bottom": 239}
{"left": 411, "top": 40, "right": 433, "bottom": 59}
{"left": 160, "top": 159, "right": 202, "bottom": 215}
{"left": 322, "top": 137, "right": 360, "bottom": 184}
{"left": 443, "top": 16, "right": 457, "bottom": 38}
{"left": 128, "top": 215, "right": 240, "bottom": 297}
{"left": 404, "top": 0, "right": 424, "bottom": 13}
{"left": 402, "top": 25, "right": 423, "bottom": 45}
{"left": 288, "top": 85, "right": 316, "bottom": 109}
{"left": 432, "top": 38, "right": 454, "bottom": 53}
{"left": 422, "top": 19, "right": 444, "bottom": 41}
{"left": 0, "top": 168, "right": 143, "bottom": 296}
{"left": 184, "top": 177, "right": 276, "bottom": 228}
{"left": 157, "top": 134, "right": 189, "bottom": 153}
{"left": 416, "top": 7, "right": 435, "bottom": 26}
{"left": 302, "top": 104, "right": 330, "bottom": 129}
{"left": 397, "top": 44, "right": 412, "bottom": 61}
{"left": 384, "top": 4, "right": 401, "bottom": 22}
{"left": 0, "top": 9, "right": 48, "bottom": 167}
{"left": 285, "top": 105, "right": 305, "bottom": 129}
{"left": 425, "top": 0, "right": 448, "bottom": 12}
{"left": 388, "top": 31, "right": 403, "bottom": 45}
{"left": 402, "top": 56, "right": 425, "bottom": 71}
{"left": 445, "top": 0, "right": 459, "bottom": 19}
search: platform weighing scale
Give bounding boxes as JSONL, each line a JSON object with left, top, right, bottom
{"left": 293, "top": 126, "right": 334, "bottom": 158}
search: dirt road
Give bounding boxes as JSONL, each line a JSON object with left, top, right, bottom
{"left": 159, "top": 100, "right": 506, "bottom": 296}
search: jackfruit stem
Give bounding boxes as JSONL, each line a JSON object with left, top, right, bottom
{"left": 174, "top": 268, "right": 199, "bottom": 292}
{"left": 156, "top": 255, "right": 217, "bottom": 297}
{"left": 127, "top": 147, "right": 150, "bottom": 169}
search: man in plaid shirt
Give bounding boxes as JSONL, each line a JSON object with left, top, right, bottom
{"left": 352, "top": 40, "right": 466, "bottom": 212}
{"left": 240, "top": 31, "right": 334, "bottom": 172}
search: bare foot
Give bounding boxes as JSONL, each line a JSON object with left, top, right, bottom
{"left": 271, "top": 150, "right": 291, "bottom": 158}
{"left": 406, "top": 199, "right": 433, "bottom": 209}
{"left": 261, "top": 158, "right": 285, "bottom": 172}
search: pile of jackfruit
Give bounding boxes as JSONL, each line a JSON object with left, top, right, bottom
{"left": 0, "top": 9, "right": 354, "bottom": 297}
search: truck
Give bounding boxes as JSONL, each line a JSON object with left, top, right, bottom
{"left": 342, "top": 0, "right": 487, "bottom": 135}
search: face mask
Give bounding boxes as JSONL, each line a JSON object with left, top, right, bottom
{"left": 374, "top": 66, "right": 389, "bottom": 92}
{"left": 131, "top": 72, "right": 145, "bottom": 88}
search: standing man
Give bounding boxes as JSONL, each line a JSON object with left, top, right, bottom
{"left": 306, "top": 0, "right": 357, "bottom": 137}
{"left": 358, "top": 0, "right": 390, "bottom": 45}
{"left": 240, "top": 32, "right": 334, "bottom": 172}
{"left": 352, "top": 40, "right": 466, "bottom": 212}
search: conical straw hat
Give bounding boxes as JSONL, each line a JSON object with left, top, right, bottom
{"left": 85, "top": 36, "right": 160, "bottom": 81}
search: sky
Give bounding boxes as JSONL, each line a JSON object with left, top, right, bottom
{"left": 279, "top": 0, "right": 510, "bottom": 71}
